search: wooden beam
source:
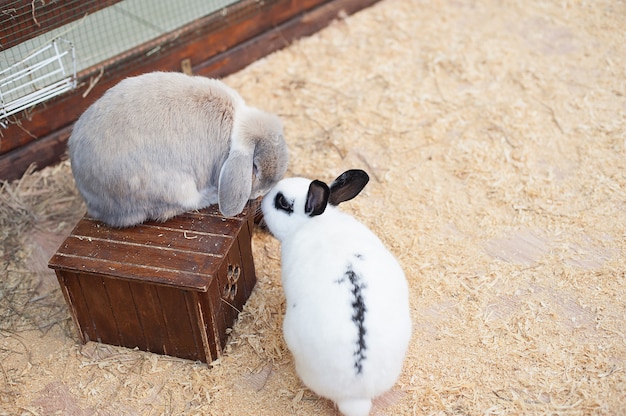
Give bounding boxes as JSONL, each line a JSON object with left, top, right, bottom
{"left": 194, "top": 0, "right": 380, "bottom": 78}
{"left": 0, "top": 124, "right": 73, "bottom": 180}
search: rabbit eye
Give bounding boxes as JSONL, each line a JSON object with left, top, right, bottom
{"left": 253, "top": 163, "right": 259, "bottom": 178}
{"left": 274, "top": 192, "right": 294, "bottom": 214}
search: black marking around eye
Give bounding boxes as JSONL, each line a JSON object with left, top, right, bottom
{"left": 343, "top": 265, "right": 367, "bottom": 375}
{"left": 274, "top": 192, "right": 294, "bottom": 215}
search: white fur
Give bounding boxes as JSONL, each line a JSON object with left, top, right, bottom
{"left": 261, "top": 176, "right": 412, "bottom": 416}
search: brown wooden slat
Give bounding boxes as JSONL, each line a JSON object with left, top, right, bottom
{"left": 0, "top": 123, "right": 73, "bottom": 181}
{"left": 76, "top": 273, "right": 120, "bottom": 345}
{"left": 50, "top": 252, "right": 211, "bottom": 291}
{"left": 178, "top": 290, "right": 211, "bottom": 362}
{"left": 202, "top": 265, "right": 228, "bottom": 352}
{"left": 50, "top": 235, "right": 223, "bottom": 290}
{"left": 214, "top": 260, "right": 236, "bottom": 345}
{"left": 236, "top": 214, "right": 257, "bottom": 299}
{"left": 129, "top": 283, "right": 168, "bottom": 355}
{"left": 65, "top": 271, "right": 100, "bottom": 343}
{"left": 188, "top": 290, "right": 218, "bottom": 362}
{"left": 225, "top": 244, "right": 247, "bottom": 319}
{"left": 102, "top": 278, "right": 146, "bottom": 350}
{"left": 143, "top": 213, "right": 244, "bottom": 236}
{"left": 56, "top": 271, "right": 92, "bottom": 343}
{"left": 72, "top": 218, "right": 234, "bottom": 255}
{"left": 155, "top": 286, "right": 203, "bottom": 361}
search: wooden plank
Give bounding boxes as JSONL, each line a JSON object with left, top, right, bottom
{"left": 76, "top": 274, "right": 120, "bottom": 345}
{"left": 155, "top": 286, "right": 202, "bottom": 361}
{"left": 102, "top": 277, "right": 146, "bottom": 350}
{"left": 198, "top": 274, "right": 226, "bottom": 356}
{"left": 50, "top": 237, "right": 221, "bottom": 290}
{"left": 225, "top": 247, "right": 247, "bottom": 317}
{"left": 195, "top": 0, "right": 380, "bottom": 77}
{"left": 72, "top": 217, "right": 234, "bottom": 255}
{"left": 0, "top": 0, "right": 381, "bottom": 181}
{"left": 0, "top": 123, "right": 73, "bottom": 181}
{"left": 179, "top": 290, "right": 212, "bottom": 362}
{"left": 50, "top": 254, "right": 210, "bottom": 291}
{"left": 128, "top": 283, "right": 168, "bottom": 356}
{"left": 186, "top": 290, "right": 219, "bottom": 363}
{"left": 236, "top": 213, "right": 257, "bottom": 299}
{"left": 214, "top": 259, "right": 237, "bottom": 339}
{"left": 56, "top": 271, "right": 93, "bottom": 343}
{"left": 144, "top": 212, "right": 243, "bottom": 236}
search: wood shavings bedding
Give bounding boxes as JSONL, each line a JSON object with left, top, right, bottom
{"left": 1, "top": 0, "right": 624, "bottom": 414}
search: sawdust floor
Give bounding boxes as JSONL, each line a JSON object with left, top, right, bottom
{"left": 1, "top": 0, "right": 625, "bottom": 414}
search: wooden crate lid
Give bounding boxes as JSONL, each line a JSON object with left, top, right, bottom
{"left": 48, "top": 205, "right": 253, "bottom": 292}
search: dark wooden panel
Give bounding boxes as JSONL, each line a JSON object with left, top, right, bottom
{"left": 214, "top": 261, "right": 237, "bottom": 343}
{"left": 202, "top": 264, "right": 229, "bottom": 352}
{"left": 56, "top": 271, "right": 93, "bottom": 343}
{"left": 0, "top": 123, "right": 73, "bottom": 181}
{"left": 196, "top": 0, "right": 379, "bottom": 77}
{"left": 155, "top": 285, "right": 202, "bottom": 361}
{"left": 144, "top": 213, "right": 243, "bottom": 236}
{"left": 188, "top": 291, "right": 217, "bottom": 362}
{"left": 129, "top": 283, "right": 168, "bottom": 355}
{"left": 50, "top": 236, "right": 222, "bottom": 290}
{"left": 72, "top": 218, "right": 233, "bottom": 255}
{"left": 76, "top": 274, "right": 120, "bottom": 345}
{"left": 103, "top": 278, "right": 146, "bottom": 350}
{"left": 237, "top": 214, "right": 257, "bottom": 299}
{"left": 178, "top": 290, "right": 212, "bottom": 362}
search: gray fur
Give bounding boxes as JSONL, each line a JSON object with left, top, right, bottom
{"left": 68, "top": 71, "right": 288, "bottom": 227}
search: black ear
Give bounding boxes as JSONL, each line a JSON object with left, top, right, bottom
{"left": 328, "top": 170, "right": 370, "bottom": 206}
{"left": 305, "top": 180, "right": 330, "bottom": 217}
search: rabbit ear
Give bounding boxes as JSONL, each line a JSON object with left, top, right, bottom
{"left": 218, "top": 150, "right": 253, "bottom": 217}
{"left": 305, "top": 180, "right": 330, "bottom": 217}
{"left": 329, "top": 169, "right": 370, "bottom": 206}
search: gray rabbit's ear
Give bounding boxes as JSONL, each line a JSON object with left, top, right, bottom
{"left": 218, "top": 150, "right": 253, "bottom": 217}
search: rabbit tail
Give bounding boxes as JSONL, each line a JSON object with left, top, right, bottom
{"left": 337, "top": 398, "right": 372, "bottom": 416}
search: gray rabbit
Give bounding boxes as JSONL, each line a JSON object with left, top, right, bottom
{"left": 68, "top": 71, "right": 288, "bottom": 227}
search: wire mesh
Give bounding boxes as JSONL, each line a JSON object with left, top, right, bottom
{"left": 1, "top": 0, "right": 256, "bottom": 124}
{"left": 0, "top": 37, "right": 76, "bottom": 127}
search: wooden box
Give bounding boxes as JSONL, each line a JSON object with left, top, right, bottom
{"left": 48, "top": 203, "right": 258, "bottom": 363}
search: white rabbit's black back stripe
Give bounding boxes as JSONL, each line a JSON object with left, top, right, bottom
{"left": 345, "top": 265, "right": 367, "bottom": 375}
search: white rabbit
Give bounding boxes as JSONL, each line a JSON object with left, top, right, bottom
{"left": 261, "top": 169, "right": 412, "bottom": 416}
{"left": 68, "top": 71, "right": 288, "bottom": 227}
